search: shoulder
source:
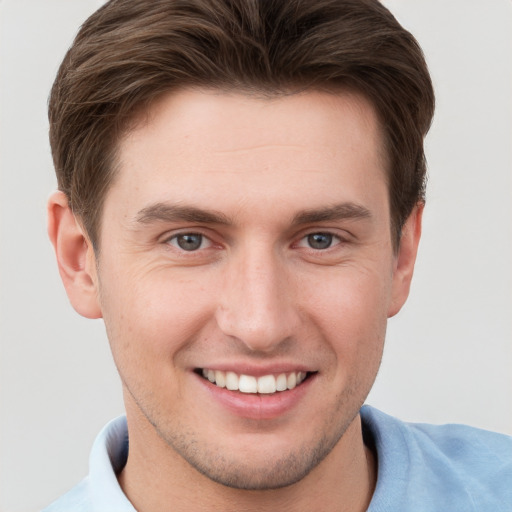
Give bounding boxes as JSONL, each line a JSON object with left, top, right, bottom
{"left": 362, "top": 405, "right": 512, "bottom": 511}
{"left": 42, "top": 478, "right": 92, "bottom": 512}
{"left": 409, "top": 416, "right": 512, "bottom": 468}
{"left": 41, "top": 416, "right": 134, "bottom": 512}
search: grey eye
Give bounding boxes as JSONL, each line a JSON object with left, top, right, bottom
{"left": 175, "top": 233, "right": 203, "bottom": 251}
{"left": 307, "top": 233, "right": 333, "bottom": 250}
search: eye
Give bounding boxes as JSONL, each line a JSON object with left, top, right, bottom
{"left": 299, "top": 232, "right": 339, "bottom": 250}
{"left": 168, "top": 233, "right": 211, "bottom": 251}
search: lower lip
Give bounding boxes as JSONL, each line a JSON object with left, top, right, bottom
{"left": 195, "top": 373, "right": 316, "bottom": 420}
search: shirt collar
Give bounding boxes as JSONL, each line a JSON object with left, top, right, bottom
{"left": 89, "top": 416, "right": 135, "bottom": 511}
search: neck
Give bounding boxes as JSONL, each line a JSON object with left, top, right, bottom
{"left": 118, "top": 412, "right": 376, "bottom": 512}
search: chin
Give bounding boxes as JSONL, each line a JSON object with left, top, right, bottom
{"left": 162, "top": 424, "right": 344, "bottom": 491}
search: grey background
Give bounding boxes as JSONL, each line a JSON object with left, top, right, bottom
{"left": 1, "top": 1, "right": 511, "bottom": 510}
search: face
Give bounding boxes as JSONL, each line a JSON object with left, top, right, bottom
{"left": 89, "top": 89, "right": 412, "bottom": 489}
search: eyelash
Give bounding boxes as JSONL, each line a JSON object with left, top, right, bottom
{"left": 295, "top": 232, "right": 343, "bottom": 251}
{"left": 164, "top": 230, "right": 344, "bottom": 253}
{"left": 166, "top": 232, "right": 213, "bottom": 252}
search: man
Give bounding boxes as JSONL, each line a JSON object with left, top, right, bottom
{"left": 44, "top": 0, "right": 512, "bottom": 510}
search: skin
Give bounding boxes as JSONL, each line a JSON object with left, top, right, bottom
{"left": 48, "top": 89, "right": 422, "bottom": 512}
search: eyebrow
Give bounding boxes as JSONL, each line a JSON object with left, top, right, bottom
{"left": 291, "top": 203, "right": 372, "bottom": 225}
{"left": 135, "top": 203, "right": 231, "bottom": 225}
{"left": 134, "top": 201, "right": 371, "bottom": 226}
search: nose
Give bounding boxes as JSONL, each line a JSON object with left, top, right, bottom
{"left": 215, "top": 244, "right": 300, "bottom": 353}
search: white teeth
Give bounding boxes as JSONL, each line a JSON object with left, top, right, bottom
{"left": 225, "top": 371, "right": 238, "bottom": 391}
{"left": 239, "top": 375, "right": 258, "bottom": 393}
{"left": 200, "top": 369, "right": 308, "bottom": 394}
{"left": 276, "top": 373, "right": 287, "bottom": 391}
{"left": 257, "top": 374, "right": 277, "bottom": 394}
{"left": 215, "top": 370, "right": 226, "bottom": 388}
{"left": 287, "top": 372, "right": 297, "bottom": 390}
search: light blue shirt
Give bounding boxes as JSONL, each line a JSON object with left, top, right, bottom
{"left": 43, "top": 406, "right": 512, "bottom": 511}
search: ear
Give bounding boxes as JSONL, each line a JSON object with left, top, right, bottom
{"left": 47, "top": 191, "right": 102, "bottom": 319}
{"left": 388, "top": 203, "right": 423, "bottom": 318}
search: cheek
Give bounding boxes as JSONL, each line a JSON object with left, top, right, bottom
{"left": 99, "top": 266, "right": 215, "bottom": 367}
{"left": 303, "top": 266, "right": 391, "bottom": 357}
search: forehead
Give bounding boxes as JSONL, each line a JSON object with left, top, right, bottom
{"left": 130, "top": 87, "right": 384, "bottom": 152}
{"left": 107, "top": 88, "right": 388, "bottom": 224}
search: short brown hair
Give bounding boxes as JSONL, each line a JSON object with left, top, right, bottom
{"left": 49, "top": 0, "right": 434, "bottom": 249}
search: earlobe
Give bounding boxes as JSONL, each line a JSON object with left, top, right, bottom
{"left": 388, "top": 203, "right": 423, "bottom": 318}
{"left": 47, "top": 191, "right": 102, "bottom": 319}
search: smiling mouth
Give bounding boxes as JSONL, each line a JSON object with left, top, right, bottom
{"left": 196, "top": 369, "right": 313, "bottom": 394}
